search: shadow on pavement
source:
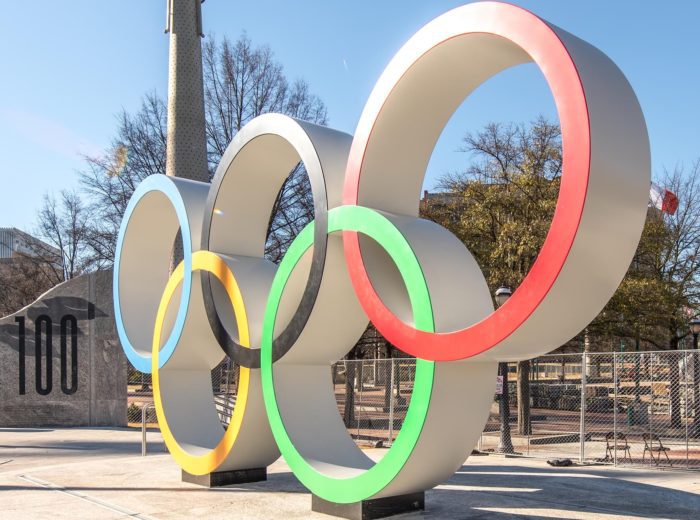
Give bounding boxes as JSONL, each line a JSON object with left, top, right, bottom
{"left": 424, "top": 464, "right": 700, "bottom": 520}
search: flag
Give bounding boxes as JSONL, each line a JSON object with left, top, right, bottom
{"left": 649, "top": 182, "right": 678, "bottom": 215}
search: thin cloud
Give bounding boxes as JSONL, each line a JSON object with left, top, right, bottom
{"left": 0, "top": 107, "right": 102, "bottom": 159}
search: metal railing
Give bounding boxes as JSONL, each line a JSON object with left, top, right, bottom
{"left": 129, "top": 357, "right": 239, "bottom": 455}
{"left": 141, "top": 403, "right": 156, "bottom": 456}
{"left": 127, "top": 351, "right": 700, "bottom": 470}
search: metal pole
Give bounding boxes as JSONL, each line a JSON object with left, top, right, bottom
{"left": 356, "top": 361, "right": 362, "bottom": 441}
{"left": 685, "top": 351, "right": 689, "bottom": 469}
{"left": 649, "top": 354, "right": 654, "bottom": 467}
{"left": 388, "top": 358, "right": 395, "bottom": 446}
{"left": 613, "top": 353, "right": 618, "bottom": 466}
{"left": 635, "top": 334, "right": 641, "bottom": 402}
{"left": 141, "top": 403, "right": 148, "bottom": 456}
{"left": 497, "top": 362, "right": 514, "bottom": 453}
{"left": 580, "top": 352, "right": 587, "bottom": 463}
{"left": 693, "top": 334, "right": 700, "bottom": 439}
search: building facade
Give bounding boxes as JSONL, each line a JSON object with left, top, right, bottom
{"left": 0, "top": 227, "right": 60, "bottom": 260}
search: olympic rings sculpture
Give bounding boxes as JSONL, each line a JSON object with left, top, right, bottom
{"left": 113, "top": 2, "right": 650, "bottom": 505}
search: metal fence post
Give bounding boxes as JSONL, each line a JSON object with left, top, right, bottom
{"left": 388, "top": 358, "right": 395, "bottom": 446}
{"left": 613, "top": 352, "right": 618, "bottom": 466}
{"left": 356, "top": 360, "right": 362, "bottom": 441}
{"left": 685, "top": 352, "right": 690, "bottom": 469}
{"left": 580, "top": 352, "right": 587, "bottom": 463}
{"left": 141, "top": 403, "right": 148, "bottom": 457}
{"left": 649, "top": 354, "right": 654, "bottom": 468}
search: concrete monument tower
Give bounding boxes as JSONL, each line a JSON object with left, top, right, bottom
{"left": 165, "top": 0, "right": 208, "bottom": 182}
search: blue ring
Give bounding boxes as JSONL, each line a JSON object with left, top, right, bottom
{"left": 113, "top": 175, "right": 193, "bottom": 373}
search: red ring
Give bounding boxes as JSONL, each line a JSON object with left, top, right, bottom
{"left": 342, "top": 2, "right": 590, "bottom": 361}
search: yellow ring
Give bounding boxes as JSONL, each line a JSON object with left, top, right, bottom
{"left": 152, "top": 250, "right": 250, "bottom": 475}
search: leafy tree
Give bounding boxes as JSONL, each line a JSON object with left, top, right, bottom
{"left": 422, "top": 116, "right": 562, "bottom": 438}
{"left": 590, "top": 165, "right": 700, "bottom": 349}
{"left": 424, "top": 116, "right": 700, "bottom": 436}
{"left": 588, "top": 164, "right": 700, "bottom": 427}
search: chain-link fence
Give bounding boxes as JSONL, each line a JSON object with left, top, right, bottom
{"left": 480, "top": 355, "right": 587, "bottom": 460}
{"left": 127, "top": 357, "right": 239, "bottom": 453}
{"left": 127, "top": 351, "right": 700, "bottom": 470}
{"left": 330, "top": 358, "right": 417, "bottom": 446}
{"left": 478, "top": 351, "right": 700, "bottom": 470}
{"left": 583, "top": 350, "right": 700, "bottom": 469}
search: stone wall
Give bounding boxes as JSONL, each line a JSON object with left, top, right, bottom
{"left": 0, "top": 270, "right": 126, "bottom": 427}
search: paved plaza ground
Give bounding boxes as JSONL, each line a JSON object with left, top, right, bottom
{"left": 1, "top": 427, "right": 699, "bottom": 519}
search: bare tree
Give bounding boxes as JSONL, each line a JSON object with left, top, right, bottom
{"left": 0, "top": 193, "right": 88, "bottom": 317}
{"left": 79, "top": 93, "right": 168, "bottom": 266}
{"left": 0, "top": 258, "right": 59, "bottom": 316}
{"left": 79, "top": 35, "right": 327, "bottom": 267}
{"left": 203, "top": 34, "right": 327, "bottom": 164}
{"left": 203, "top": 34, "right": 327, "bottom": 261}
{"left": 35, "top": 190, "right": 91, "bottom": 281}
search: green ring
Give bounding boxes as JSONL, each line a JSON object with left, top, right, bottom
{"left": 261, "top": 205, "right": 435, "bottom": 503}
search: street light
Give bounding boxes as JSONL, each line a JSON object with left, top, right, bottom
{"left": 495, "top": 286, "right": 513, "bottom": 308}
{"left": 690, "top": 317, "right": 700, "bottom": 438}
{"left": 689, "top": 318, "right": 700, "bottom": 343}
{"left": 495, "top": 286, "right": 514, "bottom": 454}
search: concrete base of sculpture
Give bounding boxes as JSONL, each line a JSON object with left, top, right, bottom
{"left": 311, "top": 492, "right": 425, "bottom": 520}
{"left": 181, "top": 467, "right": 267, "bottom": 487}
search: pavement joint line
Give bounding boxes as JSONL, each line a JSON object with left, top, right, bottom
{"left": 17, "top": 474, "right": 157, "bottom": 520}
{"left": 2, "top": 452, "right": 170, "bottom": 477}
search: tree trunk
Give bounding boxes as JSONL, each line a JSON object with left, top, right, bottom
{"left": 357, "top": 360, "right": 364, "bottom": 393}
{"left": 669, "top": 335, "right": 682, "bottom": 429}
{"left": 517, "top": 360, "right": 531, "bottom": 435}
{"left": 560, "top": 357, "right": 566, "bottom": 383}
{"left": 343, "top": 353, "right": 357, "bottom": 426}
{"left": 383, "top": 345, "right": 393, "bottom": 411}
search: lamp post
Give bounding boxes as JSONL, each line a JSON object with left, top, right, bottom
{"left": 690, "top": 318, "right": 700, "bottom": 348}
{"left": 495, "top": 286, "right": 514, "bottom": 454}
{"left": 690, "top": 318, "right": 700, "bottom": 437}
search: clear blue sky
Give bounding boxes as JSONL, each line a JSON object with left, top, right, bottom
{"left": 1, "top": 1, "right": 699, "bottom": 232}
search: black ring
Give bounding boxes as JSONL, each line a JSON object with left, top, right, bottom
{"left": 201, "top": 116, "right": 332, "bottom": 369}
